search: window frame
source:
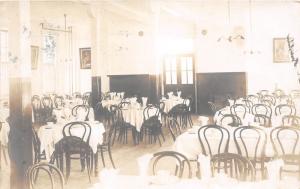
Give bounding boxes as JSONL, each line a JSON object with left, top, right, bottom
{"left": 163, "top": 54, "right": 194, "bottom": 85}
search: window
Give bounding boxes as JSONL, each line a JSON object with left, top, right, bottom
{"left": 0, "top": 30, "right": 8, "bottom": 63}
{"left": 165, "top": 57, "right": 177, "bottom": 84}
{"left": 42, "top": 33, "right": 57, "bottom": 64}
{"left": 181, "top": 56, "right": 193, "bottom": 84}
{"left": 164, "top": 55, "right": 194, "bottom": 85}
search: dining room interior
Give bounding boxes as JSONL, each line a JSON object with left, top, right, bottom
{"left": 1, "top": 0, "right": 300, "bottom": 189}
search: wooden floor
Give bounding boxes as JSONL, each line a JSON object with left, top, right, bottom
{"left": 0, "top": 115, "right": 200, "bottom": 189}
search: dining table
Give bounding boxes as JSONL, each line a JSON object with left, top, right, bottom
{"left": 161, "top": 97, "right": 184, "bottom": 113}
{"left": 88, "top": 173, "right": 299, "bottom": 189}
{"left": 173, "top": 124, "right": 300, "bottom": 161}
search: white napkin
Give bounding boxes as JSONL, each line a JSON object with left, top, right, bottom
{"left": 167, "top": 92, "right": 173, "bottom": 99}
{"left": 137, "top": 153, "right": 153, "bottom": 176}
{"left": 198, "top": 154, "right": 211, "bottom": 179}
{"left": 142, "top": 97, "right": 148, "bottom": 107}
{"left": 177, "top": 91, "right": 181, "bottom": 97}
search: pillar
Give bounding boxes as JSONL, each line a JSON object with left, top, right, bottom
{"left": 8, "top": 1, "right": 32, "bottom": 189}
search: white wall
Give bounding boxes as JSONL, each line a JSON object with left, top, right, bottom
{"left": 194, "top": 1, "right": 300, "bottom": 94}
{"left": 30, "top": 1, "right": 92, "bottom": 95}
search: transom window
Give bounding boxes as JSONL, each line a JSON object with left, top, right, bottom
{"left": 164, "top": 55, "right": 194, "bottom": 85}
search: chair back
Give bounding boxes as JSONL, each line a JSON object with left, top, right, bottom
{"left": 262, "top": 94, "right": 276, "bottom": 106}
{"left": 270, "top": 126, "right": 300, "bottom": 156}
{"left": 62, "top": 121, "right": 92, "bottom": 144}
{"left": 230, "top": 104, "right": 249, "bottom": 119}
{"left": 143, "top": 104, "right": 160, "bottom": 121}
{"left": 234, "top": 126, "right": 267, "bottom": 162}
{"left": 198, "top": 124, "right": 230, "bottom": 157}
{"left": 219, "top": 114, "right": 242, "bottom": 127}
{"left": 71, "top": 105, "right": 90, "bottom": 121}
{"left": 151, "top": 151, "right": 192, "bottom": 178}
{"left": 282, "top": 115, "right": 300, "bottom": 127}
{"left": 26, "top": 162, "right": 65, "bottom": 189}
{"left": 54, "top": 96, "right": 64, "bottom": 109}
{"left": 275, "top": 104, "right": 296, "bottom": 117}
{"left": 246, "top": 95, "right": 260, "bottom": 104}
{"left": 251, "top": 103, "right": 272, "bottom": 118}
{"left": 253, "top": 114, "right": 271, "bottom": 127}
{"left": 211, "top": 153, "right": 255, "bottom": 181}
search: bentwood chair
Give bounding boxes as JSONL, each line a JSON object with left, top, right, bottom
{"left": 282, "top": 115, "right": 300, "bottom": 127}
{"left": 219, "top": 114, "right": 242, "bottom": 127}
{"left": 183, "top": 97, "right": 193, "bottom": 127}
{"left": 275, "top": 104, "right": 296, "bottom": 117}
{"left": 254, "top": 114, "right": 272, "bottom": 128}
{"left": 71, "top": 104, "right": 90, "bottom": 121}
{"left": 41, "top": 96, "right": 54, "bottom": 122}
{"left": 270, "top": 126, "right": 300, "bottom": 179}
{"left": 230, "top": 103, "right": 249, "bottom": 120}
{"left": 26, "top": 162, "right": 65, "bottom": 189}
{"left": 151, "top": 151, "right": 192, "bottom": 178}
{"left": 56, "top": 121, "right": 93, "bottom": 183}
{"left": 234, "top": 126, "right": 267, "bottom": 179}
{"left": 141, "top": 104, "right": 164, "bottom": 146}
{"left": 198, "top": 124, "right": 230, "bottom": 157}
{"left": 168, "top": 103, "right": 190, "bottom": 129}
{"left": 54, "top": 96, "right": 64, "bottom": 109}
{"left": 246, "top": 95, "right": 260, "bottom": 104}
{"left": 211, "top": 153, "right": 255, "bottom": 181}
{"left": 252, "top": 104, "right": 272, "bottom": 118}
{"left": 32, "top": 95, "right": 43, "bottom": 124}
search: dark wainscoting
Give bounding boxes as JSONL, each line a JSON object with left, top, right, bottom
{"left": 196, "top": 72, "right": 247, "bottom": 115}
{"left": 91, "top": 76, "right": 101, "bottom": 119}
{"left": 108, "top": 74, "right": 160, "bottom": 104}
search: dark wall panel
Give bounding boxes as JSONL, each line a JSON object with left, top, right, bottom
{"left": 196, "top": 72, "right": 247, "bottom": 115}
{"left": 108, "top": 74, "right": 159, "bottom": 104}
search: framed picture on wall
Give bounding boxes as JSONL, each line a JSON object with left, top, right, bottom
{"left": 31, "top": 46, "right": 39, "bottom": 70}
{"left": 79, "top": 47, "right": 91, "bottom": 69}
{"left": 273, "top": 38, "right": 291, "bottom": 63}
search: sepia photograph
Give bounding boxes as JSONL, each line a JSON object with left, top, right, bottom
{"left": 273, "top": 38, "right": 291, "bottom": 63}
{"left": 0, "top": 1, "right": 300, "bottom": 189}
{"left": 79, "top": 47, "right": 91, "bottom": 69}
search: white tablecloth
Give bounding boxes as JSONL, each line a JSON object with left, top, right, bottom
{"left": 122, "top": 107, "right": 145, "bottom": 132}
{"left": 88, "top": 175, "right": 299, "bottom": 189}
{"left": 37, "top": 121, "right": 105, "bottom": 161}
{"left": 101, "top": 99, "right": 122, "bottom": 109}
{"left": 0, "top": 108, "right": 9, "bottom": 146}
{"left": 161, "top": 98, "right": 184, "bottom": 113}
{"left": 214, "top": 106, "right": 282, "bottom": 127}
{"left": 53, "top": 107, "right": 95, "bottom": 122}
{"left": 174, "top": 126, "right": 281, "bottom": 160}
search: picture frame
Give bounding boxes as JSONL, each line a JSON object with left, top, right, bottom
{"left": 273, "top": 38, "right": 291, "bottom": 63}
{"left": 31, "top": 46, "right": 39, "bottom": 70}
{"left": 79, "top": 47, "right": 91, "bottom": 69}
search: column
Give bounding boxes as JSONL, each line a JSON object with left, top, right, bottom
{"left": 8, "top": 1, "right": 32, "bottom": 189}
{"left": 91, "top": 6, "right": 109, "bottom": 116}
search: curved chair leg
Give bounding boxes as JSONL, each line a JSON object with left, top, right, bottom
{"left": 86, "top": 155, "right": 91, "bottom": 183}
{"left": 100, "top": 148, "right": 106, "bottom": 167}
{"left": 108, "top": 146, "right": 116, "bottom": 168}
